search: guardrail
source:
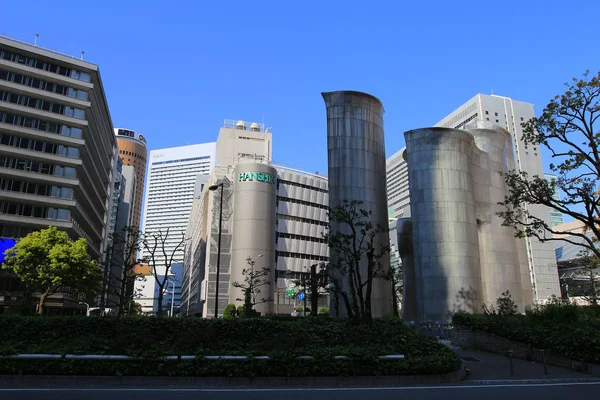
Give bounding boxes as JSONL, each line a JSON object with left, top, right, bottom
{"left": 0, "top": 354, "right": 405, "bottom": 361}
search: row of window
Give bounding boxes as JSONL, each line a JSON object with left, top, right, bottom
{"left": 277, "top": 232, "right": 328, "bottom": 244}
{"left": 0, "top": 200, "right": 70, "bottom": 221}
{"left": 277, "top": 196, "right": 329, "bottom": 211}
{"left": 276, "top": 251, "right": 329, "bottom": 262}
{"left": 0, "top": 110, "right": 83, "bottom": 138}
{"left": 238, "top": 136, "right": 265, "bottom": 142}
{"left": 0, "top": 133, "right": 80, "bottom": 158}
{"left": 276, "top": 213, "right": 328, "bottom": 227}
{"left": 119, "top": 149, "right": 146, "bottom": 161}
{"left": 0, "top": 90, "right": 85, "bottom": 119}
{"left": 0, "top": 178, "right": 73, "bottom": 199}
{"left": 0, "top": 69, "right": 88, "bottom": 100}
{"left": 0, "top": 223, "right": 34, "bottom": 239}
{"left": 0, "top": 48, "right": 91, "bottom": 82}
{"left": 0, "top": 155, "right": 77, "bottom": 178}
{"left": 151, "top": 156, "right": 211, "bottom": 166}
{"left": 278, "top": 179, "right": 328, "bottom": 194}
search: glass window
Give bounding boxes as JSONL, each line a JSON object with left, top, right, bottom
{"left": 57, "top": 145, "right": 68, "bottom": 157}
{"left": 70, "top": 127, "right": 82, "bottom": 139}
{"left": 47, "top": 207, "right": 58, "bottom": 219}
{"left": 76, "top": 90, "right": 88, "bottom": 101}
{"left": 25, "top": 183, "right": 36, "bottom": 194}
{"left": 64, "top": 167, "right": 76, "bottom": 178}
{"left": 67, "top": 147, "right": 79, "bottom": 158}
{"left": 22, "top": 204, "right": 33, "bottom": 217}
{"left": 73, "top": 109, "right": 85, "bottom": 119}
{"left": 56, "top": 209, "right": 70, "bottom": 220}
{"left": 61, "top": 187, "right": 73, "bottom": 199}
{"left": 33, "top": 206, "right": 43, "bottom": 218}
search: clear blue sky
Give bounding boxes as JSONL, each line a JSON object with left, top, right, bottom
{"left": 2, "top": 0, "right": 598, "bottom": 175}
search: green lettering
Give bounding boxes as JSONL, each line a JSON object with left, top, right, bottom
{"left": 257, "top": 172, "right": 264, "bottom": 182}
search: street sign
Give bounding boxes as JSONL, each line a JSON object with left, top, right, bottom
{"left": 297, "top": 293, "right": 305, "bottom": 301}
{"left": 286, "top": 289, "right": 295, "bottom": 297}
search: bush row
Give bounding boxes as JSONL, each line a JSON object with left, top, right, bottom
{"left": 0, "top": 316, "right": 461, "bottom": 376}
{"left": 453, "top": 306, "right": 600, "bottom": 364}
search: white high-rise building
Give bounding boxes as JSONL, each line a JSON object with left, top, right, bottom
{"left": 386, "top": 148, "right": 410, "bottom": 219}
{"left": 137, "top": 143, "right": 216, "bottom": 314}
{"left": 544, "top": 174, "right": 563, "bottom": 227}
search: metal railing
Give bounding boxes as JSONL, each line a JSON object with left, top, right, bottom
{"left": 0, "top": 33, "right": 83, "bottom": 61}
{"left": 0, "top": 353, "right": 405, "bottom": 361}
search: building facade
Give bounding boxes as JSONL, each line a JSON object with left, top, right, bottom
{"left": 181, "top": 120, "right": 329, "bottom": 317}
{"left": 136, "top": 142, "right": 215, "bottom": 314}
{"left": 386, "top": 148, "right": 410, "bottom": 219}
{"left": 115, "top": 128, "right": 147, "bottom": 231}
{"left": 544, "top": 174, "right": 564, "bottom": 227}
{"left": 0, "top": 35, "right": 117, "bottom": 314}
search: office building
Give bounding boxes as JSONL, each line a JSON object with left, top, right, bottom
{"left": 114, "top": 128, "right": 147, "bottom": 230}
{"left": 545, "top": 174, "right": 564, "bottom": 227}
{"left": 181, "top": 120, "right": 330, "bottom": 317}
{"left": 386, "top": 148, "right": 409, "bottom": 219}
{"left": 0, "top": 35, "right": 117, "bottom": 314}
{"left": 135, "top": 142, "right": 215, "bottom": 314}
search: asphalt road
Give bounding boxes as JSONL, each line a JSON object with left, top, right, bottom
{"left": 1, "top": 383, "right": 600, "bottom": 400}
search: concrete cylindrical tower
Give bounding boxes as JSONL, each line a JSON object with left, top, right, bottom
{"left": 469, "top": 128, "right": 527, "bottom": 311}
{"left": 404, "top": 127, "right": 483, "bottom": 321}
{"left": 230, "top": 162, "right": 277, "bottom": 315}
{"left": 322, "top": 90, "right": 393, "bottom": 318}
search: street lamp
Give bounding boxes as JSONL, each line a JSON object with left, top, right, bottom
{"left": 209, "top": 181, "right": 224, "bottom": 318}
{"left": 78, "top": 302, "right": 90, "bottom": 317}
{"left": 164, "top": 280, "right": 176, "bottom": 317}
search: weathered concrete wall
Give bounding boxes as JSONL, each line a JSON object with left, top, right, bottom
{"left": 322, "top": 91, "right": 393, "bottom": 318}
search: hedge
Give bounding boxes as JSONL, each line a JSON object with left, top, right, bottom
{"left": 453, "top": 306, "right": 600, "bottom": 364}
{"left": 0, "top": 317, "right": 461, "bottom": 376}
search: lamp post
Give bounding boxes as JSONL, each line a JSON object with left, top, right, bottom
{"left": 209, "top": 181, "right": 224, "bottom": 318}
{"left": 165, "top": 280, "right": 176, "bottom": 317}
{"left": 302, "top": 266, "right": 307, "bottom": 317}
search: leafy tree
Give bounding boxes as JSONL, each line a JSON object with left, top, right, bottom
{"left": 318, "top": 306, "right": 329, "bottom": 314}
{"left": 232, "top": 257, "right": 271, "bottom": 316}
{"left": 324, "top": 200, "right": 391, "bottom": 321}
{"left": 103, "top": 226, "right": 144, "bottom": 316}
{"left": 293, "top": 263, "right": 326, "bottom": 317}
{"left": 129, "top": 301, "right": 143, "bottom": 316}
{"left": 142, "top": 228, "right": 186, "bottom": 317}
{"left": 482, "top": 290, "right": 519, "bottom": 316}
{"left": 498, "top": 71, "right": 600, "bottom": 262}
{"left": 565, "top": 250, "right": 599, "bottom": 306}
{"left": 391, "top": 265, "right": 403, "bottom": 317}
{"left": 2, "top": 227, "right": 102, "bottom": 315}
{"left": 223, "top": 303, "right": 237, "bottom": 319}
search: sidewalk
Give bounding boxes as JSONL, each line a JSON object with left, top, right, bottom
{"left": 441, "top": 340, "right": 599, "bottom": 382}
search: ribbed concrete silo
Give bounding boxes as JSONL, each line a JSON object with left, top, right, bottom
{"left": 322, "top": 90, "right": 393, "bottom": 318}
{"left": 404, "top": 127, "right": 483, "bottom": 321}
{"left": 469, "top": 127, "right": 528, "bottom": 311}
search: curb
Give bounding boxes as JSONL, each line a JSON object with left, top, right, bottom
{"left": 468, "top": 378, "right": 600, "bottom": 385}
{"left": 0, "top": 370, "right": 464, "bottom": 388}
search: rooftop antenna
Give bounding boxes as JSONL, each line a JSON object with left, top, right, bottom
{"left": 34, "top": 34, "right": 39, "bottom": 47}
{"left": 262, "top": 112, "right": 264, "bottom": 132}
{"left": 80, "top": 51, "right": 85, "bottom": 61}
{"left": 491, "top": 88, "right": 495, "bottom": 95}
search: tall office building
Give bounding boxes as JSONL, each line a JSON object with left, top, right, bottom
{"left": 181, "top": 120, "right": 331, "bottom": 317}
{"left": 434, "top": 94, "right": 560, "bottom": 301}
{"left": 114, "top": 128, "right": 147, "bottom": 230}
{"left": 386, "top": 148, "right": 410, "bottom": 219}
{"left": 136, "top": 143, "right": 215, "bottom": 314}
{"left": 0, "top": 35, "right": 117, "bottom": 314}
{"left": 544, "top": 174, "right": 563, "bottom": 227}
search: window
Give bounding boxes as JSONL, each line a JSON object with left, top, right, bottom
{"left": 496, "top": 120, "right": 499, "bottom": 123}
{"left": 495, "top": 112, "right": 498, "bottom": 116}
{"left": 486, "top": 118, "right": 489, "bottom": 121}
{"left": 520, "top": 117, "right": 524, "bottom": 121}
{"left": 485, "top": 111, "right": 489, "bottom": 115}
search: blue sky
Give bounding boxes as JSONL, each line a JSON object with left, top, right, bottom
{"left": 2, "top": 0, "right": 598, "bottom": 175}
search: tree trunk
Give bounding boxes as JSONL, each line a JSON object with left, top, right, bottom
{"left": 591, "top": 269, "right": 598, "bottom": 306}
{"left": 310, "top": 266, "right": 318, "bottom": 317}
{"left": 38, "top": 289, "right": 51, "bottom": 316}
{"left": 156, "top": 286, "right": 165, "bottom": 316}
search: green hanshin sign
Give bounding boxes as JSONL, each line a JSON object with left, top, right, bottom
{"left": 238, "top": 171, "right": 276, "bottom": 184}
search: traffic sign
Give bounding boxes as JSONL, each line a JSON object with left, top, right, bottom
{"left": 297, "top": 293, "right": 305, "bottom": 301}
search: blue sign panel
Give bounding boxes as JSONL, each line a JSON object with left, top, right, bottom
{"left": 0, "top": 238, "right": 16, "bottom": 264}
{"left": 297, "top": 293, "right": 305, "bottom": 301}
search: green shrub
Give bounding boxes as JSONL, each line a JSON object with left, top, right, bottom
{"left": 318, "top": 307, "right": 330, "bottom": 314}
{"left": 236, "top": 306, "right": 244, "bottom": 315}
{"left": 0, "top": 316, "right": 460, "bottom": 376}
{"left": 223, "top": 304, "right": 237, "bottom": 319}
{"left": 453, "top": 303, "right": 600, "bottom": 364}
{"left": 296, "top": 307, "right": 311, "bottom": 312}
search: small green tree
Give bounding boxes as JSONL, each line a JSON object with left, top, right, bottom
{"left": 223, "top": 303, "right": 237, "bottom": 319}
{"left": 2, "top": 227, "right": 102, "bottom": 315}
{"left": 232, "top": 257, "right": 271, "bottom": 316}
{"left": 324, "top": 200, "right": 391, "bottom": 321}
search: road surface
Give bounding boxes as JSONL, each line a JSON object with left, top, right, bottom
{"left": 1, "top": 382, "right": 600, "bottom": 400}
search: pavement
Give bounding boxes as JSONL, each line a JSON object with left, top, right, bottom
{"left": 1, "top": 383, "right": 600, "bottom": 400}
{"left": 441, "top": 340, "right": 598, "bottom": 382}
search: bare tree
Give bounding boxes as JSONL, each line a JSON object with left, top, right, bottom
{"left": 232, "top": 257, "right": 271, "bottom": 316}
{"left": 498, "top": 71, "right": 600, "bottom": 260}
{"left": 103, "top": 226, "right": 144, "bottom": 316}
{"left": 142, "top": 228, "right": 186, "bottom": 316}
{"left": 324, "top": 200, "right": 391, "bottom": 321}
